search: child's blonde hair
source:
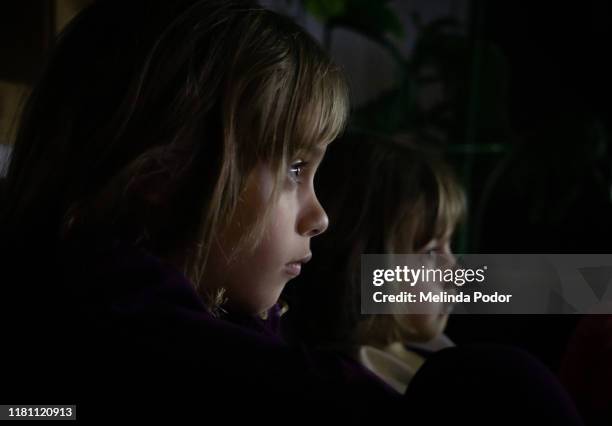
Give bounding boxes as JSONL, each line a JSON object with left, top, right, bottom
{"left": 0, "top": 0, "right": 348, "bottom": 309}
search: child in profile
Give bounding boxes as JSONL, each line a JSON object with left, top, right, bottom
{"left": 283, "top": 134, "right": 585, "bottom": 424}
{"left": 0, "top": 0, "right": 399, "bottom": 420}
{"left": 0, "top": 1, "right": 586, "bottom": 422}
{"left": 283, "top": 133, "right": 466, "bottom": 393}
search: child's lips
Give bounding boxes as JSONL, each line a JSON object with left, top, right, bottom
{"left": 285, "top": 253, "right": 312, "bottom": 276}
{"left": 285, "top": 262, "right": 302, "bottom": 276}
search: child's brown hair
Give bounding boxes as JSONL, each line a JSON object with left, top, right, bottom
{"left": 0, "top": 0, "right": 348, "bottom": 309}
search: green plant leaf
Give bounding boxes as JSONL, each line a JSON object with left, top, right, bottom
{"left": 303, "top": 0, "right": 347, "bottom": 20}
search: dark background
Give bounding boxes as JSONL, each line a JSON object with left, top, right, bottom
{"left": 1, "top": 0, "right": 611, "bottom": 371}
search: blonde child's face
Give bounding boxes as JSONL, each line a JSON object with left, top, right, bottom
{"left": 395, "top": 231, "right": 455, "bottom": 342}
{"left": 207, "top": 147, "right": 329, "bottom": 315}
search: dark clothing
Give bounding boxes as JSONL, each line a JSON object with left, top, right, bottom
{"left": 0, "top": 235, "right": 585, "bottom": 424}
{"left": 561, "top": 315, "right": 612, "bottom": 426}
{"left": 406, "top": 344, "right": 584, "bottom": 425}
{"left": 0, "top": 236, "right": 400, "bottom": 422}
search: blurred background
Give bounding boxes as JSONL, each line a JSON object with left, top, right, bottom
{"left": 1, "top": 0, "right": 611, "bottom": 370}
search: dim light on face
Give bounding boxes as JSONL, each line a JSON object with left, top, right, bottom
{"left": 206, "top": 148, "right": 329, "bottom": 316}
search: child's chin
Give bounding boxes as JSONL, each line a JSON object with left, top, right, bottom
{"left": 253, "top": 294, "right": 284, "bottom": 317}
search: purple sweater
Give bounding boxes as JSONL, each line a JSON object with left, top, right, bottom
{"left": 1, "top": 236, "right": 400, "bottom": 422}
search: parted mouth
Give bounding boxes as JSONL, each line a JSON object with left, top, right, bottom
{"left": 285, "top": 253, "right": 312, "bottom": 276}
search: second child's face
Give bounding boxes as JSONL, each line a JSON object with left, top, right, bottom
{"left": 207, "top": 147, "right": 329, "bottom": 316}
{"left": 395, "top": 232, "right": 455, "bottom": 341}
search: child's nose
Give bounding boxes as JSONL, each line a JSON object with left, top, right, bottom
{"left": 298, "top": 195, "right": 329, "bottom": 238}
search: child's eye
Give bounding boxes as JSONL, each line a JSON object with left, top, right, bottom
{"left": 289, "top": 160, "right": 308, "bottom": 183}
{"left": 420, "top": 245, "right": 442, "bottom": 256}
